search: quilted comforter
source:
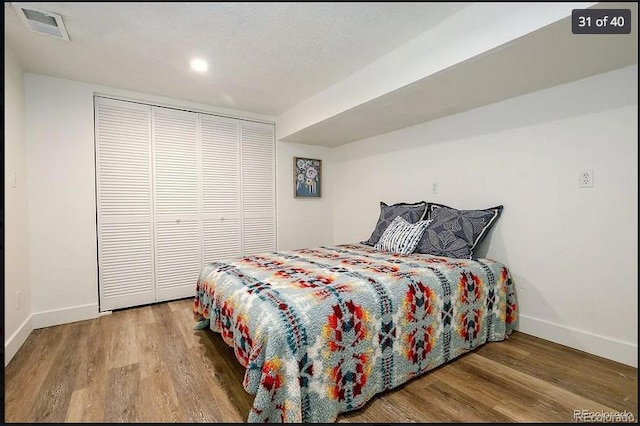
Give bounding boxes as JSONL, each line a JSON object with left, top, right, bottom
{"left": 193, "top": 244, "right": 517, "bottom": 422}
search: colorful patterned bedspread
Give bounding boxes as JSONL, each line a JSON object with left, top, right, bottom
{"left": 193, "top": 244, "right": 517, "bottom": 422}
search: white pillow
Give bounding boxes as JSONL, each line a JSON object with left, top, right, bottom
{"left": 374, "top": 215, "right": 431, "bottom": 254}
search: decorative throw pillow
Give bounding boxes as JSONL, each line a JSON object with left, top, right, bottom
{"left": 362, "top": 201, "right": 427, "bottom": 246}
{"left": 415, "top": 204, "right": 504, "bottom": 258}
{"left": 375, "top": 216, "right": 431, "bottom": 255}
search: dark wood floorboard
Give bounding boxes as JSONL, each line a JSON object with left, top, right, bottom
{"left": 4, "top": 299, "right": 637, "bottom": 423}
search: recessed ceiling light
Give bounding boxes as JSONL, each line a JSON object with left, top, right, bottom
{"left": 190, "top": 58, "right": 208, "bottom": 73}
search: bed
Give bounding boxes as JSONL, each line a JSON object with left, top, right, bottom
{"left": 193, "top": 243, "right": 517, "bottom": 422}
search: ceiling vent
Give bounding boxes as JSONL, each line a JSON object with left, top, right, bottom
{"left": 12, "top": 3, "right": 70, "bottom": 41}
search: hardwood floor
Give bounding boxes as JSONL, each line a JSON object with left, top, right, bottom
{"left": 4, "top": 299, "right": 637, "bottom": 423}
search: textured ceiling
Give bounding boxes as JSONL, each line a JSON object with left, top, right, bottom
{"left": 4, "top": 2, "right": 471, "bottom": 116}
{"left": 283, "top": 2, "right": 638, "bottom": 146}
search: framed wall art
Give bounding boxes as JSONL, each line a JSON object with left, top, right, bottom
{"left": 294, "top": 157, "right": 321, "bottom": 198}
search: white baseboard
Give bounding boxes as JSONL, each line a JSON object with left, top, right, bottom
{"left": 516, "top": 314, "right": 637, "bottom": 367}
{"left": 4, "top": 314, "right": 34, "bottom": 367}
{"left": 32, "top": 303, "right": 99, "bottom": 329}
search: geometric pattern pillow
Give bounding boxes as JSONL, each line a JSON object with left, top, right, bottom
{"left": 362, "top": 201, "right": 428, "bottom": 246}
{"left": 415, "top": 204, "right": 504, "bottom": 259}
{"left": 374, "top": 216, "right": 431, "bottom": 255}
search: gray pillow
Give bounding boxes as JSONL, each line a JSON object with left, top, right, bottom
{"left": 415, "top": 204, "right": 503, "bottom": 258}
{"left": 362, "top": 201, "right": 427, "bottom": 246}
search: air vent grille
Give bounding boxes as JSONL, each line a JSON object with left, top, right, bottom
{"left": 12, "top": 3, "right": 70, "bottom": 41}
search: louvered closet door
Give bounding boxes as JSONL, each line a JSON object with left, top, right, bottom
{"left": 201, "top": 115, "right": 242, "bottom": 263}
{"left": 240, "top": 121, "right": 276, "bottom": 255}
{"left": 95, "top": 97, "right": 155, "bottom": 311}
{"left": 153, "top": 107, "right": 202, "bottom": 302}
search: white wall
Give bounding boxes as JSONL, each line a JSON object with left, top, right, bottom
{"left": 4, "top": 45, "right": 33, "bottom": 365}
{"left": 25, "top": 74, "right": 101, "bottom": 326}
{"left": 332, "top": 65, "right": 638, "bottom": 367}
{"left": 276, "top": 141, "right": 333, "bottom": 250}
{"left": 23, "top": 73, "right": 277, "bottom": 327}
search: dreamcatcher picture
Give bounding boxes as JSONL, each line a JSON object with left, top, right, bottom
{"left": 294, "top": 157, "right": 322, "bottom": 198}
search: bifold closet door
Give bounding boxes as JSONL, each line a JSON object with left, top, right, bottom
{"left": 201, "top": 115, "right": 242, "bottom": 263}
{"left": 96, "top": 98, "right": 276, "bottom": 311}
{"left": 152, "top": 106, "right": 202, "bottom": 302}
{"left": 240, "top": 121, "right": 276, "bottom": 255}
{"left": 95, "top": 97, "right": 155, "bottom": 311}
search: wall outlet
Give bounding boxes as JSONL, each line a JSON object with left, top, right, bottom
{"left": 432, "top": 182, "right": 439, "bottom": 194}
{"left": 16, "top": 290, "right": 21, "bottom": 310}
{"left": 579, "top": 170, "right": 593, "bottom": 188}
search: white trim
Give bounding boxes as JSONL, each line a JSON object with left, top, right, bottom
{"left": 93, "top": 93, "right": 275, "bottom": 125}
{"left": 32, "top": 303, "right": 99, "bottom": 329}
{"left": 4, "top": 314, "right": 34, "bottom": 366}
{"left": 516, "top": 314, "right": 637, "bottom": 367}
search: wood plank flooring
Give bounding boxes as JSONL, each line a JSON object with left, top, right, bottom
{"left": 4, "top": 299, "right": 637, "bottom": 423}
